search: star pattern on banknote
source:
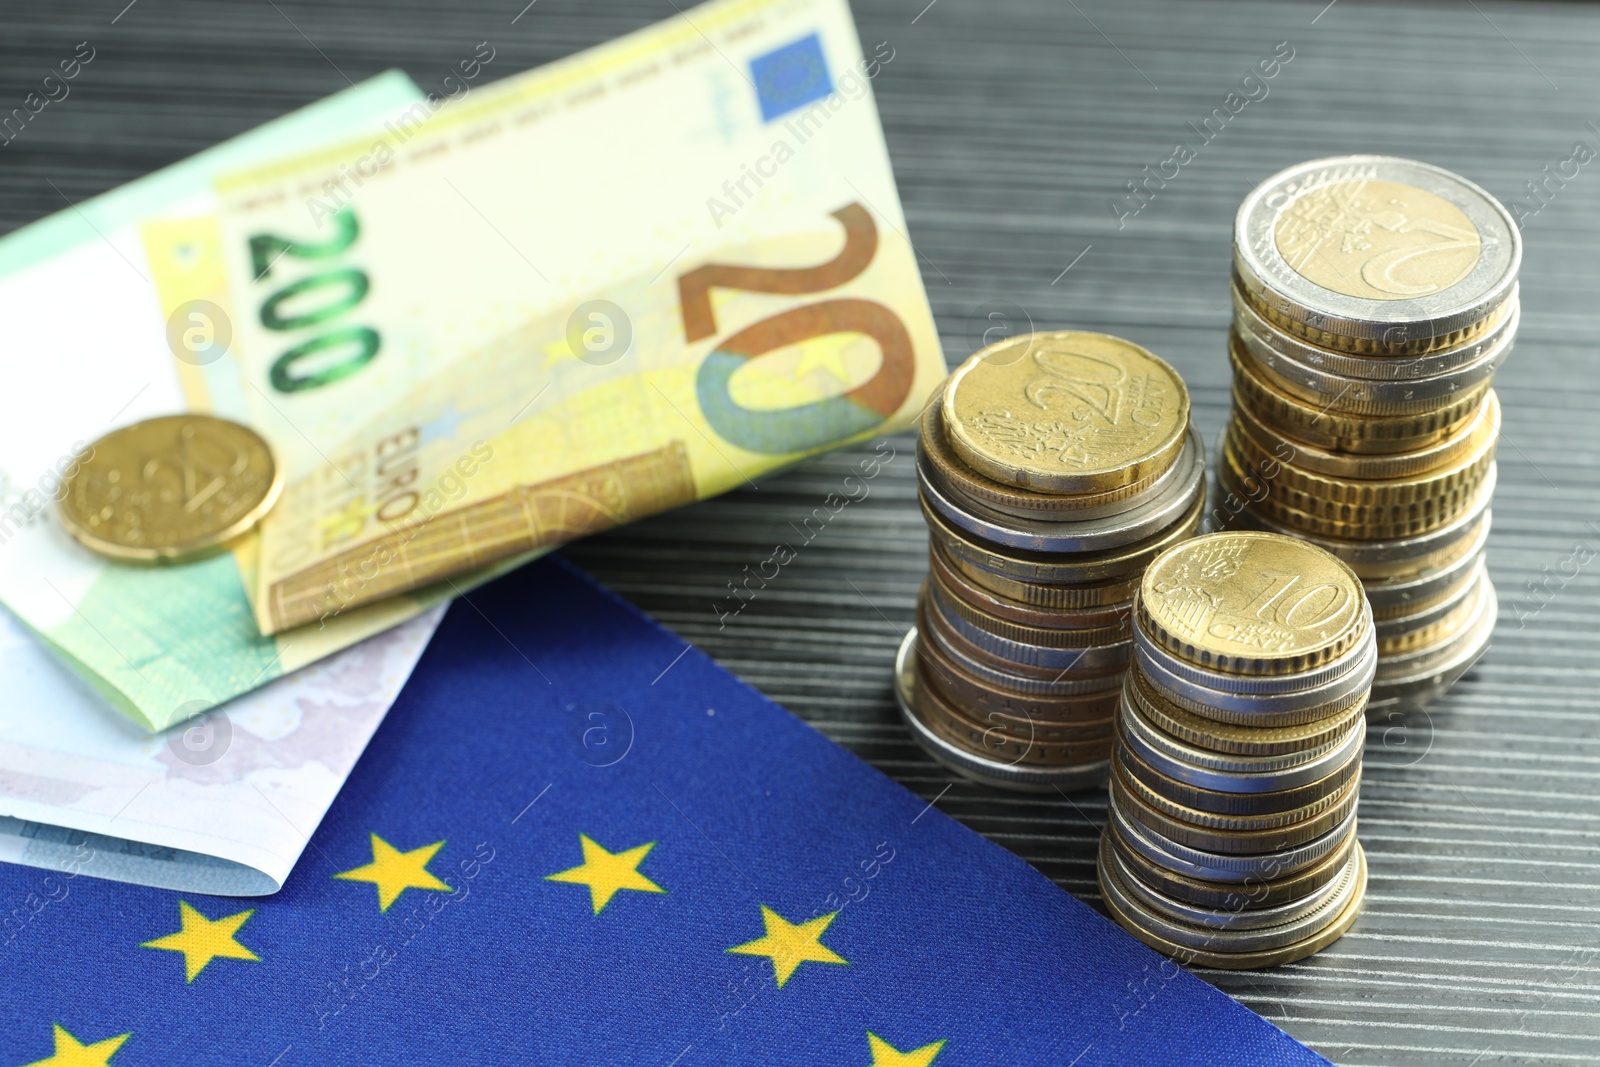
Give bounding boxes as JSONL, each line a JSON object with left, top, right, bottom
{"left": 18, "top": 1025, "right": 130, "bottom": 1067}
{"left": 417, "top": 402, "right": 476, "bottom": 447}
{"left": 544, "top": 834, "right": 665, "bottom": 914}
{"left": 141, "top": 900, "right": 260, "bottom": 982}
{"left": 726, "top": 905, "right": 848, "bottom": 987}
{"left": 865, "top": 1031, "right": 945, "bottom": 1067}
{"left": 793, "top": 339, "right": 858, "bottom": 391}
{"left": 334, "top": 833, "right": 451, "bottom": 912}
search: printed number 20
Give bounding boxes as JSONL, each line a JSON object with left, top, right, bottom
{"left": 677, "top": 203, "right": 915, "bottom": 454}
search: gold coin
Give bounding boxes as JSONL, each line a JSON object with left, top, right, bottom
{"left": 1242, "top": 278, "right": 1512, "bottom": 357}
{"left": 1138, "top": 531, "right": 1366, "bottom": 676}
{"left": 1099, "top": 836, "right": 1367, "bottom": 969}
{"left": 937, "top": 543, "right": 1141, "bottom": 611}
{"left": 942, "top": 331, "right": 1190, "bottom": 493}
{"left": 1223, "top": 401, "right": 1497, "bottom": 513}
{"left": 912, "top": 663, "right": 1114, "bottom": 767}
{"left": 918, "top": 630, "right": 1122, "bottom": 725}
{"left": 1376, "top": 563, "right": 1486, "bottom": 656}
{"left": 1217, "top": 469, "right": 1493, "bottom": 579}
{"left": 1218, "top": 443, "right": 1487, "bottom": 542}
{"left": 1115, "top": 749, "right": 1362, "bottom": 834}
{"left": 1229, "top": 340, "right": 1486, "bottom": 454}
{"left": 928, "top": 545, "right": 1131, "bottom": 630}
{"left": 1112, "top": 767, "right": 1361, "bottom": 855}
{"left": 59, "top": 414, "right": 283, "bottom": 564}
{"left": 1129, "top": 670, "right": 1369, "bottom": 757}
{"left": 1231, "top": 385, "right": 1499, "bottom": 482}
{"left": 1107, "top": 817, "right": 1358, "bottom": 910}
{"left": 928, "top": 570, "right": 1132, "bottom": 650}
{"left": 1274, "top": 180, "right": 1481, "bottom": 303}
{"left": 916, "top": 592, "right": 1125, "bottom": 686}
{"left": 919, "top": 386, "right": 1170, "bottom": 516}
{"left": 922, "top": 488, "right": 1205, "bottom": 587}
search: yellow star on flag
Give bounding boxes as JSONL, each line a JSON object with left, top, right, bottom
{"left": 334, "top": 833, "right": 451, "bottom": 912}
{"left": 727, "top": 905, "right": 848, "bottom": 987}
{"left": 866, "top": 1031, "right": 946, "bottom": 1067}
{"left": 20, "top": 1025, "right": 129, "bottom": 1067}
{"left": 545, "top": 834, "right": 665, "bottom": 914}
{"left": 141, "top": 900, "right": 260, "bottom": 982}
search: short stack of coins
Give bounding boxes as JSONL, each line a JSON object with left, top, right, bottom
{"left": 1220, "top": 155, "right": 1516, "bottom": 712}
{"left": 892, "top": 331, "right": 1204, "bottom": 791}
{"left": 1098, "top": 531, "right": 1374, "bottom": 968}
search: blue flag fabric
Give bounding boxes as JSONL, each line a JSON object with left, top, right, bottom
{"left": 0, "top": 558, "right": 1328, "bottom": 1066}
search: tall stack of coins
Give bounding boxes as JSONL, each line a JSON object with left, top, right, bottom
{"left": 892, "top": 331, "right": 1204, "bottom": 791}
{"left": 1219, "top": 156, "right": 1516, "bottom": 712}
{"left": 1098, "top": 531, "right": 1374, "bottom": 969}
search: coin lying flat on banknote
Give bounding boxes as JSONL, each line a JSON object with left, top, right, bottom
{"left": 59, "top": 414, "right": 283, "bottom": 563}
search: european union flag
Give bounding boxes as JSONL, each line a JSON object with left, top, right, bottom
{"left": 0, "top": 559, "right": 1328, "bottom": 1065}
{"left": 751, "top": 33, "right": 835, "bottom": 123}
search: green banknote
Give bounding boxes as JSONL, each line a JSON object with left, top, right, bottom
{"left": 0, "top": 73, "right": 463, "bottom": 732}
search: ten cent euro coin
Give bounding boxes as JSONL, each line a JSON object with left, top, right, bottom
{"left": 1138, "top": 531, "right": 1367, "bottom": 676}
{"left": 59, "top": 414, "right": 283, "bottom": 564}
{"left": 941, "top": 331, "right": 1190, "bottom": 493}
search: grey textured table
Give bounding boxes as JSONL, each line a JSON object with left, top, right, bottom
{"left": 4, "top": 1, "right": 1599, "bottom": 1063}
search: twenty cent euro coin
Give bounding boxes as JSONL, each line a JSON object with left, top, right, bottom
{"left": 941, "top": 331, "right": 1190, "bottom": 494}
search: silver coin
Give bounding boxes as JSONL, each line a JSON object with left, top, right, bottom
{"left": 1372, "top": 573, "right": 1497, "bottom": 705}
{"left": 1109, "top": 789, "right": 1358, "bottom": 881}
{"left": 1234, "top": 156, "right": 1520, "bottom": 345}
{"left": 1121, "top": 684, "right": 1366, "bottom": 779}
{"left": 1232, "top": 296, "right": 1516, "bottom": 412}
{"left": 1230, "top": 283, "right": 1520, "bottom": 383}
{"left": 1133, "top": 633, "right": 1377, "bottom": 726}
{"left": 1221, "top": 465, "right": 1494, "bottom": 571}
{"left": 917, "top": 426, "right": 1204, "bottom": 553}
{"left": 918, "top": 601, "right": 1126, "bottom": 698}
{"left": 894, "top": 628, "right": 1111, "bottom": 792}
{"left": 1375, "top": 557, "right": 1486, "bottom": 643}
{"left": 1232, "top": 328, "right": 1510, "bottom": 418}
{"left": 1119, "top": 692, "right": 1367, "bottom": 794}
{"left": 918, "top": 424, "right": 1198, "bottom": 525}
{"left": 1100, "top": 831, "right": 1366, "bottom": 951}
{"left": 1374, "top": 570, "right": 1495, "bottom": 678}
{"left": 1364, "top": 517, "right": 1489, "bottom": 613}
{"left": 1102, "top": 831, "right": 1361, "bottom": 933}
{"left": 1132, "top": 597, "right": 1377, "bottom": 697}
{"left": 1228, "top": 380, "right": 1501, "bottom": 486}
{"left": 925, "top": 583, "right": 1132, "bottom": 672}
{"left": 1367, "top": 610, "right": 1492, "bottom": 714}
{"left": 1121, "top": 685, "right": 1356, "bottom": 776}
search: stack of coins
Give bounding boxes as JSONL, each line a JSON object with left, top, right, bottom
{"left": 892, "top": 331, "right": 1204, "bottom": 792}
{"left": 1098, "top": 531, "right": 1374, "bottom": 969}
{"left": 1220, "top": 156, "right": 1516, "bottom": 712}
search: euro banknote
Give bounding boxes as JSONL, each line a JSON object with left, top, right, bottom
{"left": 200, "top": 0, "right": 943, "bottom": 632}
{"left": 0, "top": 602, "right": 440, "bottom": 895}
{"left": 0, "top": 74, "right": 463, "bottom": 733}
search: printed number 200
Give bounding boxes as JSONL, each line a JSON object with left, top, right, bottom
{"left": 250, "top": 208, "right": 381, "bottom": 394}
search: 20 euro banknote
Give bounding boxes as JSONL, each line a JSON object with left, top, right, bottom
{"left": 197, "top": 0, "right": 944, "bottom": 632}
